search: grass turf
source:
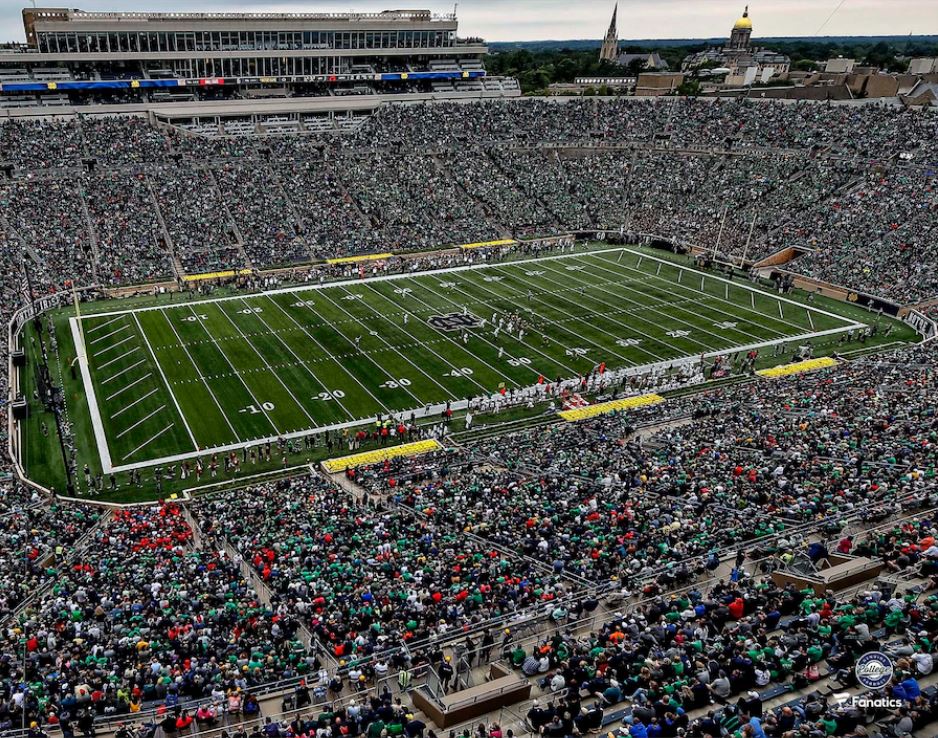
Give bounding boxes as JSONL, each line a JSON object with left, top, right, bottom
{"left": 19, "top": 244, "right": 918, "bottom": 502}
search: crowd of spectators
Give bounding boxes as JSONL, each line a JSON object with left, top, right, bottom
{"left": 515, "top": 572, "right": 938, "bottom": 738}
{"left": 357, "top": 339, "right": 938, "bottom": 591}
{"left": 0, "top": 332, "right": 930, "bottom": 738}
{"left": 0, "top": 99, "right": 936, "bottom": 738}
{"left": 214, "top": 162, "right": 309, "bottom": 267}
{"left": 772, "top": 168, "right": 938, "bottom": 303}
{"left": 82, "top": 171, "right": 175, "bottom": 286}
{"left": 0, "top": 179, "right": 96, "bottom": 289}
{"left": 0, "top": 483, "right": 100, "bottom": 617}
{"left": 1, "top": 503, "right": 313, "bottom": 730}
{"left": 350, "top": 98, "right": 937, "bottom": 158}
{"left": 190, "top": 477, "right": 578, "bottom": 662}
{"left": 0, "top": 101, "right": 935, "bottom": 304}
{"left": 148, "top": 164, "right": 246, "bottom": 275}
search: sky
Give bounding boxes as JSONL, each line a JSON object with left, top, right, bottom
{"left": 2, "top": 0, "right": 937, "bottom": 44}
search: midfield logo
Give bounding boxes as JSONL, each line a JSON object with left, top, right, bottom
{"left": 428, "top": 313, "right": 482, "bottom": 332}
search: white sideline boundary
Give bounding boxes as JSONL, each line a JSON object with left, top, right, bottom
{"left": 77, "top": 246, "right": 864, "bottom": 326}
{"left": 70, "top": 318, "right": 113, "bottom": 473}
{"left": 70, "top": 247, "right": 868, "bottom": 475}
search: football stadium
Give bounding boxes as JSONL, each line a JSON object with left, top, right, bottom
{"left": 1, "top": 3, "right": 938, "bottom": 738}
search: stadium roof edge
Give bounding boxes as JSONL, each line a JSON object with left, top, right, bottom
{"left": 23, "top": 7, "right": 457, "bottom": 23}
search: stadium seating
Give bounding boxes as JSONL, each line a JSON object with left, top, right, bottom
{"left": 0, "top": 100, "right": 936, "bottom": 301}
{"left": 0, "top": 97, "right": 937, "bottom": 738}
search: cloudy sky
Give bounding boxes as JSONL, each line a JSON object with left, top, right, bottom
{"left": 1, "top": 0, "right": 936, "bottom": 43}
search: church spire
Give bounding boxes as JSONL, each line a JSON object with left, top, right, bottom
{"left": 599, "top": 3, "right": 618, "bottom": 62}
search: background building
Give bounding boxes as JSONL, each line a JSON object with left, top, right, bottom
{"left": 908, "top": 58, "right": 938, "bottom": 75}
{"left": 682, "top": 6, "right": 790, "bottom": 83}
{"left": 0, "top": 7, "right": 519, "bottom": 117}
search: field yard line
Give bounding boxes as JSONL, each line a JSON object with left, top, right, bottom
{"left": 492, "top": 261, "right": 720, "bottom": 355}
{"left": 347, "top": 283, "right": 493, "bottom": 396}
{"left": 183, "top": 304, "right": 282, "bottom": 435}
{"left": 262, "top": 294, "right": 391, "bottom": 415}
{"left": 596, "top": 248, "right": 858, "bottom": 330}
{"left": 106, "top": 320, "right": 865, "bottom": 475}
{"left": 216, "top": 301, "right": 318, "bottom": 429}
{"left": 116, "top": 404, "right": 167, "bottom": 439}
{"left": 413, "top": 273, "right": 585, "bottom": 374}
{"left": 565, "top": 258, "right": 775, "bottom": 347}
{"left": 133, "top": 313, "right": 199, "bottom": 451}
{"left": 302, "top": 290, "right": 428, "bottom": 407}
{"left": 364, "top": 280, "right": 531, "bottom": 387}
{"left": 582, "top": 255, "right": 792, "bottom": 339}
{"left": 98, "top": 346, "right": 139, "bottom": 370}
{"left": 89, "top": 322, "right": 129, "bottom": 345}
{"left": 92, "top": 334, "right": 135, "bottom": 357}
{"left": 69, "top": 317, "right": 113, "bottom": 473}
{"left": 448, "top": 267, "right": 639, "bottom": 366}
{"left": 110, "top": 388, "right": 159, "bottom": 419}
{"left": 396, "top": 277, "right": 575, "bottom": 379}
{"left": 122, "top": 424, "right": 174, "bottom": 462}
{"left": 86, "top": 315, "right": 123, "bottom": 333}
{"left": 510, "top": 261, "right": 674, "bottom": 364}
{"left": 534, "top": 259, "right": 742, "bottom": 353}
{"left": 101, "top": 358, "right": 147, "bottom": 384}
{"left": 105, "top": 372, "right": 152, "bottom": 401}
{"left": 73, "top": 245, "right": 641, "bottom": 320}
{"left": 244, "top": 297, "right": 357, "bottom": 423}
{"left": 160, "top": 309, "right": 242, "bottom": 442}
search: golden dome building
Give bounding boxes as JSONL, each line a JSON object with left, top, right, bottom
{"left": 682, "top": 6, "right": 790, "bottom": 83}
{"left": 729, "top": 6, "right": 754, "bottom": 50}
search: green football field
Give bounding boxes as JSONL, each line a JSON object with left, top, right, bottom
{"left": 67, "top": 246, "right": 865, "bottom": 472}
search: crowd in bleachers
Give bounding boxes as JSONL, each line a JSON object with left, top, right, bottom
{"left": 350, "top": 98, "right": 938, "bottom": 158}
{"left": 516, "top": 573, "right": 938, "bottom": 738}
{"left": 214, "top": 163, "right": 309, "bottom": 267}
{"left": 773, "top": 169, "right": 938, "bottom": 303}
{"left": 0, "top": 487, "right": 101, "bottom": 617}
{"left": 0, "top": 336, "right": 931, "bottom": 736}
{"left": 190, "top": 477, "right": 578, "bottom": 661}
{"left": 82, "top": 171, "right": 175, "bottom": 284}
{"left": 357, "top": 339, "right": 938, "bottom": 592}
{"left": 0, "top": 503, "right": 314, "bottom": 731}
{"left": 0, "top": 97, "right": 937, "bottom": 738}
{"left": 0, "top": 100, "right": 935, "bottom": 303}
{"left": 0, "top": 179, "right": 96, "bottom": 288}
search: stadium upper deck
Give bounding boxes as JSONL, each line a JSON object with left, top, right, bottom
{"left": 0, "top": 7, "right": 517, "bottom": 113}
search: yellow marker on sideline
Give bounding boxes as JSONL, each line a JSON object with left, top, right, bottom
{"left": 321, "top": 439, "right": 443, "bottom": 473}
{"left": 458, "top": 239, "right": 516, "bottom": 250}
{"left": 182, "top": 269, "right": 252, "bottom": 283}
{"left": 558, "top": 393, "right": 664, "bottom": 422}
{"left": 757, "top": 356, "right": 839, "bottom": 379}
{"left": 326, "top": 253, "right": 393, "bottom": 265}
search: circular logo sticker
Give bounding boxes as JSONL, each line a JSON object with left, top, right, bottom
{"left": 855, "top": 651, "right": 893, "bottom": 690}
